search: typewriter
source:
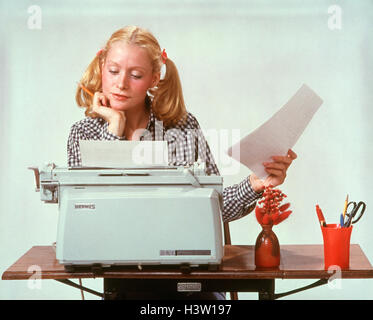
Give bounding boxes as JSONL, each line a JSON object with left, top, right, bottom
{"left": 29, "top": 161, "right": 224, "bottom": 271}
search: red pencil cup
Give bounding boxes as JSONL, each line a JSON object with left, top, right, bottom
{"left": 321, "top": 223, "right": 353, "bottom": 270}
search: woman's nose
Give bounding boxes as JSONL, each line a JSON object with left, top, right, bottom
{"left": 117, "top": 73, "right": 129, "bottom": 90}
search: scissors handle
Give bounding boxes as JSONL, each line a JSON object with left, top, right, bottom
{"left": 344, "top": 202, "right": 356, "bottom": 226}
{"left": 351, "top": 202, "right": 366, "bottom": 224}
{"left": 345, "top": 201, "right": 366, "bottom": 226}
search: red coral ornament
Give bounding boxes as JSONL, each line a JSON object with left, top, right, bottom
{"left": 254, "top": 185, "right": 293, "bottom": 268}
{"left": 255, "top": 185, "right": 292, "bottom": 226}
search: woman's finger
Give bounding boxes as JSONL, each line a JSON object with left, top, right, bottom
{"left": 288, "top": 149, "right": 297, "bottom": 160}
{"left": 99, "top": 94, "right": 108, "bottom": 107}
{"left": 271, "top": 155, "right": 293, "bottom": 166}
{"left": 93, "top": 92, "right": 100, "bottom": 106}
{"left": 271, "top": 149, "right": 297, "bottom": 165}
{"left": 263, "top": 161, "right": 286, "bottom": 171}
{"left": 93, "top": 92, "right": 106, "bottom": 107}
{"left": 265, "top": 167, "right": 285, "bottom": 177}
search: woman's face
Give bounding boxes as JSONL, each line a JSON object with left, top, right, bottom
{"left": 101, "top": 42, "right": 159, "bottom": 112}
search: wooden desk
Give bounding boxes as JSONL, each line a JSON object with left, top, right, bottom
{"left": 3, "top": 244, "right": 373, "bottom": 299}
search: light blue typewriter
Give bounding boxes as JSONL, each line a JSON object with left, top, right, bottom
{"left": 30, "top": 161, "right": 224, "bottom": 271}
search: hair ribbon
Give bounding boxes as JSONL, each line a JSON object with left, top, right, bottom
{"left": 161, "top": 49, "right": 168, "bottom": 64}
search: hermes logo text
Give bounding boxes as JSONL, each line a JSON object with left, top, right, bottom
{"left": 74, "top": 204, "right": 96, "bottom": 210}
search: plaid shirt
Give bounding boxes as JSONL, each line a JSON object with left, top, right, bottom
{"left": 67, "top": 109, "right": 261, "bottom": 222}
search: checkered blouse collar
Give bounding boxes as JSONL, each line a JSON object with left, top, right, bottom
{"left": 145, "top": 107, "right": 156, "bottom": 131}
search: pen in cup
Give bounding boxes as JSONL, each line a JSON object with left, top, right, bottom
{"left": 342, "top": 194, "right": 349, "bottom": 220}
{"left": 340, "top": 213, "right": 345, "bottom": 228}
{"left": 316, "top": 204, "right": 327, "bottom": 227}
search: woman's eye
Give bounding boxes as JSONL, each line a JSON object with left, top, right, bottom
{"left": 107, "top": 69, "right": 142, "bottom": 78}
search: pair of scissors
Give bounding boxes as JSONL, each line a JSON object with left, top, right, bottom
{"left": 344, "top": 201, "right": 366, "bottom": 227}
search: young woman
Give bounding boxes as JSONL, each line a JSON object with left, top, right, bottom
{"left": 69, "top": 25, "right": 296, "bottom": 222}
{"left": 68, "top": 25, "right": 296, "bottom": 299}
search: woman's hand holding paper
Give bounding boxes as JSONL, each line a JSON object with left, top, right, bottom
{"left": 250, "top": 149, "right": 297, "bottom": 193}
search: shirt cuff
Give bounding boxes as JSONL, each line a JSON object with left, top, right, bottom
{"left": 236, "top": 176, "right": 263, "bottom": 205}
{"left": 102, "top": 122, "right": 126, "bottom": 140}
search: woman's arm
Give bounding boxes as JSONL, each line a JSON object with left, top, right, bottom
{"left": 67, "top": 117, "right": 125, "bottom": 167}
{"left": 67, "top": 122, "right": 83, "bottom": 167}
{"left": 189, "top": 115, "right": 296, "bottom": 223}
{"left": 221, "top": 176, "right": 263, "bottom": 222}
{"left": 188, "top": 115, "right": 262, "bottom": 222}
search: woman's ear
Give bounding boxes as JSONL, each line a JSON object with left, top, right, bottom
{"left": 151, "top": 71, "right": 161, "bottom": 88}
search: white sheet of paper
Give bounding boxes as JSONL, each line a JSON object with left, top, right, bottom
{"left": 79, "top": 140, "right": 169, "bottom": 167}
{"left": 227, "top": 84, "right": 323, "bottom": 178}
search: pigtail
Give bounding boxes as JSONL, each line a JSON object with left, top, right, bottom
{"left": 150, "top": 58, "right": 187, "bottom": 128}
{"left": 75, "top": 50, "right": 104, "bottom": 118}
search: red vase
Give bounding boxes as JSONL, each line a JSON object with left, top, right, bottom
{"left": 255, "top": 224, "right": 280, "bottom": 268}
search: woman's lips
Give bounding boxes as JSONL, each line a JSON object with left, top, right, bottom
{"left": 111, "top": 93, "right": 129, "bottom": 101}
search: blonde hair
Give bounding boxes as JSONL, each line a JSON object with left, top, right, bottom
{"left": 76, "top": 26, "right": 187, "bottom": 128}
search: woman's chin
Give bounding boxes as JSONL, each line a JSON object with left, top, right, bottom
{"left": 109, "top": 103, "right": 128, "bottom": 112}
